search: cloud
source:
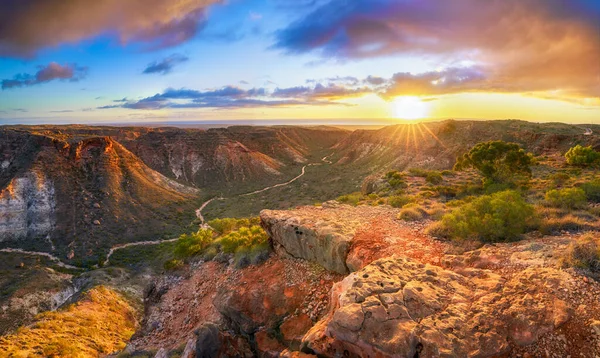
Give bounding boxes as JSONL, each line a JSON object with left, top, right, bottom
{"left": 143, "top": 54, "right": 189, "bottom": 75}
{"left": 2, "top": 62, "right": 88, "bottom": 90}
{"left": 274, "top": 0, "right": 600, "bottom": 99}
{"left": 97, "top": 83, "right": 360, "bottom": 110}
{"left": 273, "top": 83, "right": 370, "bottom": 100}
{"left": 382, "top": 67, "right": 488, "bottom": 98}
{"left": 0, "top": 0, "right": 223, "bottom": 57}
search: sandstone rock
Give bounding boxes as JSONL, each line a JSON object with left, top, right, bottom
{"left": 280, "top": 314, "right": 314, "bottom": 349}
{"left": 591, "top": 320, "right": 600, "bottom": 336}
{"left": 180, "top": 338, "right": 195, "bottom": 358}
{"left": 214, "top": 260, "right": 310, "bottom": 335}
{"left": 261, "top": 209, "right": 355, "bottom": 274}
{"left": 255, "top": 329, "right": 285, "bottom": 356}
{"left": 154, "top": 348, "right": 168, "bottom": 358}
{"left": 303, "top": 256, "right": 574, "bottom": 358}
{"left": 261, "top": 205, "right": 447, "bottom": 274}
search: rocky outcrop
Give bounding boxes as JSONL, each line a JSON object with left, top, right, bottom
{"left": 261, "top": 203, "right": 447, "bottom": 274}
{"left": 0, "top": 172, "right": 55, "bottom": 242}
{"left": 302, "top": 256, "right": 573, "bottom": 358}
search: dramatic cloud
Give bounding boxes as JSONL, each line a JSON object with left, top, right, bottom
{"left": 2, "top": 62, "right": 88, "bottom": 90}
{"left": 97, "top": 84, "right": 359, "bottom": 110}
{"left": 0, "top": 0, "right": 222, "bottom": 57}
{"left": 274, "top": 0, "right": 600, "bottom": 99}
{"left": 382, "top": 67, "right": 488, "bottom": 98}
{"left": 143, "top": 54, "right": 189, "bottom": 75}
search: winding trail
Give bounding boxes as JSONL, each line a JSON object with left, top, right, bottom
{"left": 0, "top": 248, "right": 78, "bottom": 270}
{"left": 2, "top": 152, "right": 336, "bottom": 269}
{"left": 102, "top": 238, "right": 180, "bottom": 267}
{"left": 195, "top": 197, "right": 223, "bottom": 224}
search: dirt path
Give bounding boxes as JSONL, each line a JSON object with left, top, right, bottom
{"left": 0, "top": 248, "right": 78, "bottom": 270}
{"left": 102, "top": 238, "right": 180, "bottom": 266}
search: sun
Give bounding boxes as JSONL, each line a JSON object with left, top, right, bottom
{"left": 392, "top": 96, "right": 429, "bottom": 120}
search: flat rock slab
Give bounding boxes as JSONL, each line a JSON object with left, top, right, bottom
{"left": 261, "top": 202, "right": 447, "bottom": 274}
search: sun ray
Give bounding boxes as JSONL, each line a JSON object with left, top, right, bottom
{"left": 410, "top": 124, "right": 419, "bottom": 152}
{"left": 404, "top": 124, "right": 411, "bottom": 152}
{"left": 419, "top": 123, "right": 448, "bottom": 149}
{"left": 415, "top": 122, "right": 427, "bottom": 142}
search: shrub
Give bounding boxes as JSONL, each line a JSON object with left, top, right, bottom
{"left": 565, "top": 145, "right": 600, "bottom": 166}
{"left": 219, "top": 225, "right": 269, "bottom": 254}
{"left": 430, "top": 185, "right": 457, "bottom": 198}
{"left": 163, "top": 259, "right": 184, "bottom": 271}
{"left": 388, "top": 195, "right": 415, "bottom": 208}
{"left": 582, "top": 179, "right": 600, "bottom": 202}
{"left": 561, "top": 234, "right": 600, "bottom": 272}
{"left": 454, "top": 141, "right": 532, "bottom": 184}
{"left": 208, "top": 217, "right": 260, "bottom": 234}
{"left": 385, "top": 171, "right": 407, "bottom": 189}
{"left": 174, "top": 229, "right": 214, "bottom": 258}
{"left": 398, "top": 204, "right": 426, "bottom": 221}
{"left": 549, "top": 172, "right": 571, "bottom": 187}
{"left": 545, "top": 188, "right": 587, "bottom": 209}
{"left": 425, "top": 172, "right": 443, "bottom": 185}
{"left": 337, "top": 192, "right": 364, "bottom": 206}
{"left": 434, "top": 190, "right": 534, "bottom": 242}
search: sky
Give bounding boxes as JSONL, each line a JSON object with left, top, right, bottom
{"left": 0, "top": 0, "right": 599, "bottom": 125}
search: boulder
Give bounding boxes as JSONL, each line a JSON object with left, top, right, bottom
{"left": 302, "top": 256, "right": 573, "bottom": 358}
{"left": 261, "top": 209, "right": 355, "bottom": 274}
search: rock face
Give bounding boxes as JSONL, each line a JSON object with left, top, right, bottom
{"left": 0, "top": 131, "right": 200, "bottom": 263}
{"left": 0, "top": 172, "right": 55, "bottom": 242}
{"left": 302, "top": 256, "right": 573, "bottom": 358}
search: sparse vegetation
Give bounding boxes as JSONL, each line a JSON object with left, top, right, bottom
{"left": 430, "top": 190, "right": 534, "bottom": 242}
{"left": 0, "top": 286, "right": 137, "bottom": 357}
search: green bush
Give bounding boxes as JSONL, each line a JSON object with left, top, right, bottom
{"left": 208, "top": 217, "right": 260, "bottom": 234}
{"left": 385, "top": 171, "right": 407, "bottom": 189}
{"left": 434, "top": 190, "right": 534, "bottom": 242}
{"left": 545, "top": 188, "right": 587, "bottom": 209}
{"left": 388, "top": 195, "right": 415, "bottom": 208}
{"left": 218, "top": 225, "right": 269, "bottom": 254}
{"left": 582, "top": 179, "right": 600, "bottom": 202}
{"left": 337, "top": 192, "right": 364, "bottom": 206}
{"left": 425, "top": 172, "right": 443, "bottom": 185}
{"left": 565, "top": 145, "right": 600, "bottom": 166}
{"left": 454, "top": 141, "right": 532, "bottom": 184}
{"left": 174, "top": 229, "right": 214, "bottom": 258}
